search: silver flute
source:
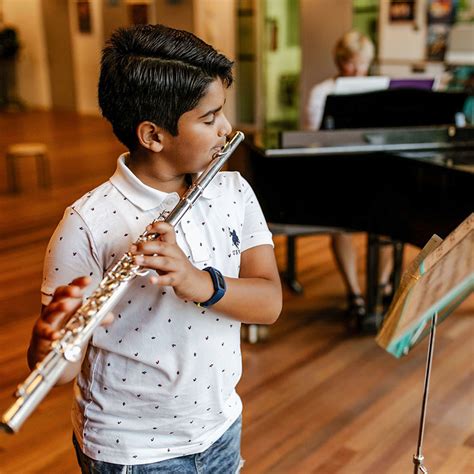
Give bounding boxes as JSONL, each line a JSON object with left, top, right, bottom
{"left": 1, "top": 131, "right": 244, "bottom": 434}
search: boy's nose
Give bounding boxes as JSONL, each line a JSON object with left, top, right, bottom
{"left": 218, "top": 115, "right": 232, "bottom": 138}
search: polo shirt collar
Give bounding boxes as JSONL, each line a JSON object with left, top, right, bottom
{"left": 109, "top": 153, "right": 222, "bottom": 211}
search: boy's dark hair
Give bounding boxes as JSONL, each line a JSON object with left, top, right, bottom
{"left": 98, "top": 24, "right": 233, "bottom": 150}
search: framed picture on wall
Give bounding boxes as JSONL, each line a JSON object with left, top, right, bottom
{"left": 77, "top": 1, "right": 92, "bottom": 34}
{"left": 427, "top": 0, "right": 456, "bottom": 25}
{"left": 389, "top": 0, "right": 416, "bottom": 22}
{"left": 426, "top": 23, "right": 450, "bottom": 60}
{"left": 426, "top": 0, "right": 456, "bottom": 61}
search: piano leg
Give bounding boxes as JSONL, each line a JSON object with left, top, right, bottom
{"left": 284, "top": 235, "right": 304, "bottom": 294}
{"left": 391, "top": 241, "right": 404, "bottom": 298}
{"left": 365, "top": 233, "right": 381, "bottom": 328}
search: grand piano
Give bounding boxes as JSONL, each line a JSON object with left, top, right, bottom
{"left": 238, "top": 124, "right": 474, "bottom": 329}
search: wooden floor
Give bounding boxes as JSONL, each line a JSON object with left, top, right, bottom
{"left": 0, "top": 111, "right": 472, "bottom": 473}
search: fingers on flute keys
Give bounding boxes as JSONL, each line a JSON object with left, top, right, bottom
{"left": 131, "top": 221, "right": 180, "bottom": 275}
{"left": 33, "top": 276, "right": 114, "bottom": 361}
{"left": 38, "top": 277, "right": 91, "bottom": 340}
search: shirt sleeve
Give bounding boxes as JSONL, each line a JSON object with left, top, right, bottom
{"left": 239, "top": 176, "right": 274, "bottom": 253}
{"left": 41, "top": 207, "right": 103, "bottom": 305}
{"left": 306, "top": 81, "right": 331, "bottom": 130}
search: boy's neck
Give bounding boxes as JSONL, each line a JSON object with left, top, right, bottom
{"left": 126, "top": 150, "right": 189, "bottom": 196}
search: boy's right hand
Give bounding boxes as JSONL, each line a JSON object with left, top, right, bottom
{"left": 28, "top": 277, "right": 114, "bottom": 368}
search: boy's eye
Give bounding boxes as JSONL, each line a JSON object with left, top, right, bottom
{"left": 204, "top": 115, "right": 216, "bottom": 125}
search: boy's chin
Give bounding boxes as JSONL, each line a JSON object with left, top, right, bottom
{"left": 185, "top": 151, "right": 217, "bottom": 174}
{"left": 193, "top": 164, "right": 210, "bottom": 176}
{"left": 197, "top": 155, "right": 216, "bottom": 170}
{"left": 186, "top": 164, "right": 209, "bottom": 176}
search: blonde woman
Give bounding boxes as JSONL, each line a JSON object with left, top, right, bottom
{"left": 307, "top": 30, "right": 375, "bottom": 130}
{"left": 307, "top": 31, "right": 392, "bottom": 323}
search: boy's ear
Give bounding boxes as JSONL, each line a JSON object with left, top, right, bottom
{"left": 136, "top": 121, "right": 164, "bottom": 153}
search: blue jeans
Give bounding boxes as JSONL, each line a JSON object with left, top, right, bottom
{"left": 73, "top": 416, "right": 243, "bottom": 473}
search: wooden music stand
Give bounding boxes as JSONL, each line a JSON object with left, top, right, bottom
{"left": 376, "top": 213, "right": 473, "bottom": 474}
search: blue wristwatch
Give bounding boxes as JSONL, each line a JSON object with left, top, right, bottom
{"left": 195, "top": 267, "right": 226, "bottom": 307}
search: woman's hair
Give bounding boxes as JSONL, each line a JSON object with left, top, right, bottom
{"left": 98, "top": 24, "right": 233, "bottom": 150}
{"left": 333, "top": 30, "right": 375, "bottom": 68}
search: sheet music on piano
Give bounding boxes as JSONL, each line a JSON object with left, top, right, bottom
{"left": 333, "top": 76, "right": 390, "bottom": 94}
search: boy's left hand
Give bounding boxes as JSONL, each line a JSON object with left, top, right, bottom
{"left": 130, "top": 221, "right": 213, "bottom": 303}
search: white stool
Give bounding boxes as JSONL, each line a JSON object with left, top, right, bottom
{"left": 5, "top": 143, "right": 50, "bottom": 193}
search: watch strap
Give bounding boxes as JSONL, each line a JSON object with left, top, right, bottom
{"left": 195, "top": 267, "right": 226, "bottom": 307}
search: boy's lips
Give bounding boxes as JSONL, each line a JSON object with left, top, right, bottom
{"left": 211, "top": 143, "right": 226, "bottom": 154}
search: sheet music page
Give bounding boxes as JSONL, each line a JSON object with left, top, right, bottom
{"left": 420, "top": 213, "right": 473, "bottom": 275}
{"left": 391, "top": 230, "right": 473, "bottom": 342}
{"left": 376, "top": 234, "right": 442, "bottom": 348}
{"left": 377, "top": 213, "right": 474, "bottom": 356}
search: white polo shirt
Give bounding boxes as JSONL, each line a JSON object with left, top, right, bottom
{"left": 41, "top": 154, "right": 273, "bottom": 465}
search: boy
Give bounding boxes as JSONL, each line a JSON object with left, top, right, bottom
{"left": 28, "top": 24, "right": 282, "bottom": 473}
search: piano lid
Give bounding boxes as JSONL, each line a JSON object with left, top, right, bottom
{"left": 247, "top": 126, "right": 474, "bottom": 174}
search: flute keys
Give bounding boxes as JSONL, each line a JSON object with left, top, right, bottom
{"left": 64, "top": 345, "right": 82, "bottom": 362}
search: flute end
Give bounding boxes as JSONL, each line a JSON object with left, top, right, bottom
{"left": 0, "top": 419, "right": 15, "bottom": 434}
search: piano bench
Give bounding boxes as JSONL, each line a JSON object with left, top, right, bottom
{"left": 269, "top": 223, "right": 349, "bottom": 294}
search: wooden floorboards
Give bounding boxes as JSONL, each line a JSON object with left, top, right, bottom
{"left": 0, "top": 111, "right": 472, "bottom": 473}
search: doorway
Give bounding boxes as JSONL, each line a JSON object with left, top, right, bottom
{"left": 41, "top": 0, "right": 76, "bottom": 111}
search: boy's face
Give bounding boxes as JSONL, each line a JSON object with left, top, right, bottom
{"left": 162, "top": 78, "right": 232, "bottom": 175}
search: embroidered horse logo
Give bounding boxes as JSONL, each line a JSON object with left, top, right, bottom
{"left": 229, "top": 228, "right": 240, "bottom": 249}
